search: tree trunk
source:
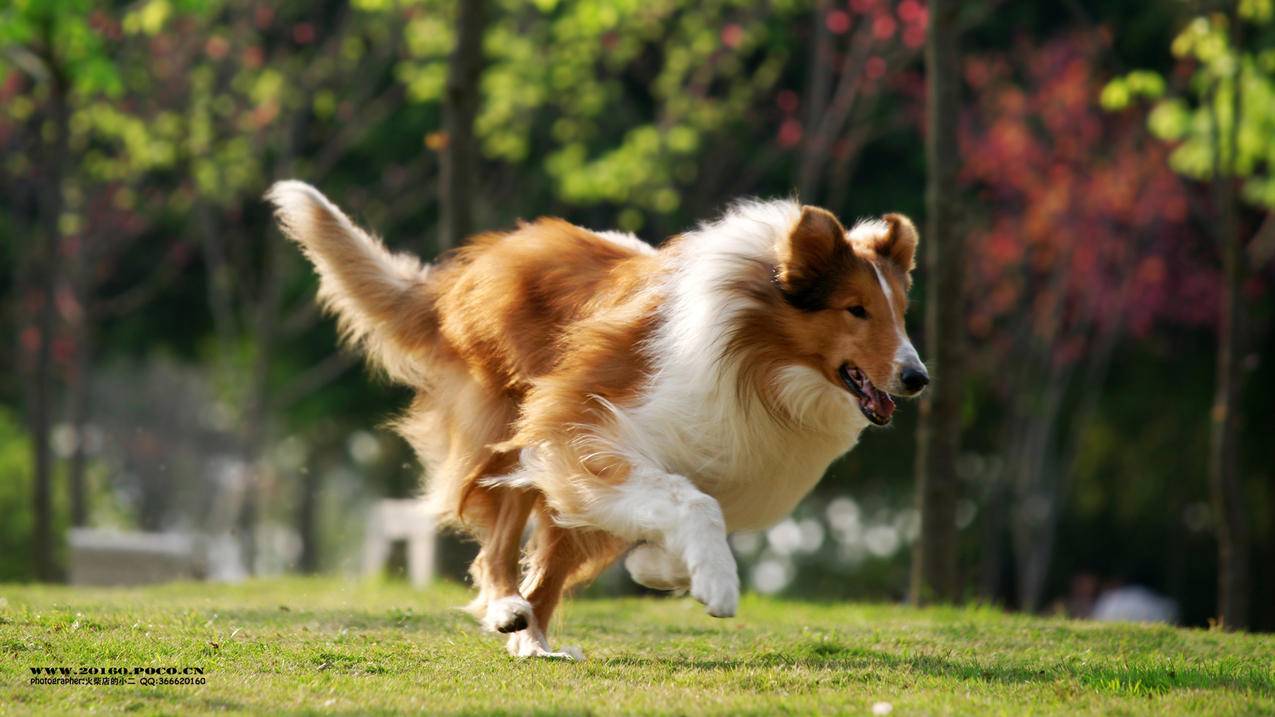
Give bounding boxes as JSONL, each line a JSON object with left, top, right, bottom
{"left": 66, "top": 203, "right": 95, "bottom": 529}
{"left": 911, "top": 0, "right": 963, "bottom": 604}
{"left": 66, "top": 323, "right": 91, "bottom": 527}
{"left": 30, "top": 35, "right": 70, "bottom": 582}
{"left": 798, "top": 0, "right": 833, "bottom": 201}
{"left": 237, "top": 236, "right": 286, "bottom": 575}
{"left": 1206, "top": 15, "right": 1250, "bottom": 631}
{"left": 296, "top": 447, "right": 323, "bottom": 574}
{"left": 1210, "top": 177, "right": 1250, "bottom": 631}
{"left": 977, "top": 475, "right": 1009, "bottom": 602}
{"left": 438, "top": 0, "right": 487, "bottom": 251}
{"left": 1011, "top": 317, "right": 1122, "bottom": 613}
{"left": 1009, "top": 373, "right": 1067, "bottom": 613}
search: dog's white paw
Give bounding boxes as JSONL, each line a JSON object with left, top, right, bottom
{"left": 482, "top": 595, "right": 533, "bottom": 634}
{"left": 625, "top": 543, "right": 690, "bottom": 592}
{"left": 506, "top": 631, "right": 584, "bottom": 660}
{"left": 690, "top": 562, "right": 739, "bottom": 618}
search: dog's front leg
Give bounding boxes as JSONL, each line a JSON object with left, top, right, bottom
{"left": 625, "top": 542, "right": 690, "bottom": 592}
{"left": 589, "top": 466, "right": 738, "bottom": 617}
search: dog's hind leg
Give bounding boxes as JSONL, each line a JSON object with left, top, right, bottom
{"left": 507, "top": 522, "right": 626, "bottom": 659}
{"left": 471, "top": 484, "right": 537, "bottom": 633}
{"left": 455, "top": 446, "right": 535, "bottom": 634}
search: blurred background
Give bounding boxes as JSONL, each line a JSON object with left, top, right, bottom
{"left": 1, "top": 0, "right": 1271, "bottom": 630}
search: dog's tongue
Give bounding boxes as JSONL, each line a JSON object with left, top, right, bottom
{"left": 868, "top": 386, "right": 896, "bottom": 420}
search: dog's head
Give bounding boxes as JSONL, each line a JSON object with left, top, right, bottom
{"left": 773, "top": 207, "right": 928, "bottom": 426}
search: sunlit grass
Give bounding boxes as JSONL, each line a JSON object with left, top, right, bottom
{"left": 1, "top": 578, "right": 1271, "bottom": 715}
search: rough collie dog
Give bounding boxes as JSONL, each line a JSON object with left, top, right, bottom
{"left": 268, "top": 181, "right": 928, "bottom": 658}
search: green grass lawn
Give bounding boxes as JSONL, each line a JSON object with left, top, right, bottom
{"left": 1, "top": 578, "right": 1272, "bottom": 715}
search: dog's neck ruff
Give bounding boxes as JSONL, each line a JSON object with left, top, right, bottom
{"left": 599, "top": 200, "right": 868, "bottom": 531}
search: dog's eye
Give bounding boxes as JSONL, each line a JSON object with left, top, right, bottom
{"left": 847, "top": 306, "right": 868, "bottom": 319}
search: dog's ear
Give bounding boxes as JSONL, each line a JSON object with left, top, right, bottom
{"left": 875, "top": 213, "right": 919, "bottom": 278}
{"left": 777, "top": 206, "right": 852, "bottom": 310}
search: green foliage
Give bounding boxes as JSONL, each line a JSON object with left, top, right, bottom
{"left": 1103, "top": 9, "right": 1275, "bottom": 207}
{"left": 0, "top": 410, "right": 35, "bottom": 582}
{"left": 380, "top": 0, "right": 804, "bottom": 228}
{"left": 1, "top": 578, "right": 1273, "bottom": 714}
{"left": 0, "top": 0, "right": 121, "bottom": 96}
{"left": 1098, "top": 70, "right": 1165, "bottom": 109}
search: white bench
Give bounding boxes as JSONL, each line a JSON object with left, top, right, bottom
{"left": 362, "top": 499, "right": 436, "bottom": 587}
{"left": 68, "top": 528, "right": 197, "bottom": 586}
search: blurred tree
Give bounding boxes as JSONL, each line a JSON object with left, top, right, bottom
{"left": 438, "top": 0, "right": 486, "bottom": 250}
{"left": 0, "top": 0, "right": 434, "bottom": 570}
{"left": 911, "top": 0, "right": 963, "bottom": 604}
{"left": 1104, "top": 0, "right": 1275, "bottom": 630}
{"left": 797, "top": 0, "right": 926, "bottom": 205}
{"left": 2, "top": 0, "right": 203, "bottom": 552}
{"left": 0, "top": 0, "right": 126, "bottom": 579}
{"left": 169, "top": 0, "right": 418, "bottom": 570}
{"left": 1204, "top": 7, "right": 1253, "bottom": 633}
{"left": 392, "top": 0, "right": 815, "bottom": 233}
{"left": 962, "top": 35, "right": 1215, "bottom": 612}
{"left": 21, "top": 16, "right": 66, "bottom": 582}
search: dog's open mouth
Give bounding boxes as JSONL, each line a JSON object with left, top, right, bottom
{"left": 838, "top": 364, "right": 896, "bottom": 426}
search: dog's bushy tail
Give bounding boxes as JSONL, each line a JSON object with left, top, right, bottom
{"left": 267, "top": 180, "right": 437, "bottom": 386}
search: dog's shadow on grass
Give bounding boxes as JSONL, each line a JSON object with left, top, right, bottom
{"left": 208, "top": 606, "right": 465, "bottom": 632}
{"left": 603, "top": 642, "right": 1275, "bottom": 698}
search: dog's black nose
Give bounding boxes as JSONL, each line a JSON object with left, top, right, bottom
{"left": 900, "top": 366, "right": 929, "bottom": 393}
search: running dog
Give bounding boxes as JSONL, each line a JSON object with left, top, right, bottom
{"left": 268, "top": 181, "right": 928, "bottom": 658}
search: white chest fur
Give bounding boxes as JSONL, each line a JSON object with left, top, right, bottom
{"left": 601, "top": 198, "right": 871, "bottom": 531}
{"left": 607, "top": 361, "right": 867, "bottom": 532}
